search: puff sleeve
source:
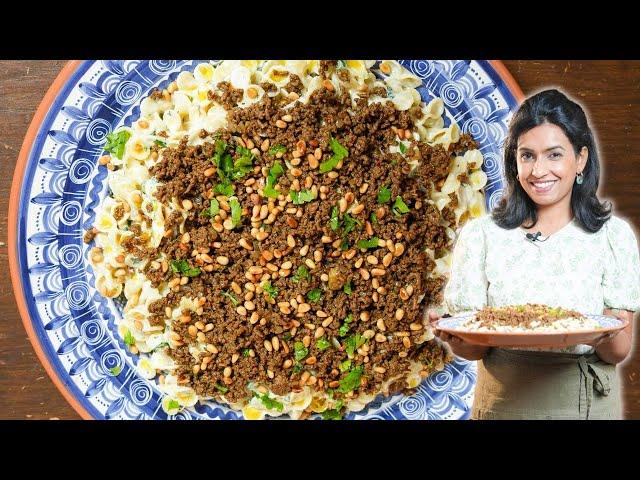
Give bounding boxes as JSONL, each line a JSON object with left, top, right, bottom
{"left": 602, "top": 217, "right": 640, "bottom": 311}
{"left": 443, "top": 217, "right": 489, "bottom": 315}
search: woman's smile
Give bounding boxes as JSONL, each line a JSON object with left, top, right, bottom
{"left": 529, "top": 178, "right": 558, "bottom": 194}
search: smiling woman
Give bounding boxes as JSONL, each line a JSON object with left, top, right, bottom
{"left": 430, "top": 88, "right": 640, "bottom": 420}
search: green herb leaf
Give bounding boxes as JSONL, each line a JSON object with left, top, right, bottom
{"left": 170, "top": 259, "right": 201, "bottom": 277}
{"left": 242, "top": 348, "right": 251, "bottom": 357}
{"left": 356, "top": 237, "right": 379, "bottom": 250}
{"left": 344, "top": 333, "right": 366, "bottom": 356}
{"left": 370, "top": 212, "right": 378, "bottom": 225}
{"left": 229, "top": 197, "right": 242, "bottom": 227}
{"left": 154, "top": 139, "right": 167, "bottom": 148}
{"left": 104, "top": 130, "right": 131, "bottom": 160}
{"left": 167, "top": 399, "right": 180, "bottom": 411}
{"left": 340, "top": 359, "right": 352, "bottom": 372}
{"left": 221, "top": 290, "right": 240, "bottom": 306}
{"left": 338, "top": 365, "right": 364, "bottom": 393}
{"left": 340, "top": 239, "right": 350, "bottom": 251}
{"left": 109, "top": 366, "right": 122, "bottom": 376}
{"left": 319, "top": 137, "right": 349, "bottom": 173}
{"left": 215, "top": 383, "right": 228, "bottom": 393}
{"left": 338, "top": 314, "right": 353, "bottom": 337}
{"left": 294, "top": 341, "right": 309, "bottom": 362}
{"left": 123, "top": 330, "right": 135, "bottom": 346}
{"left": 322, "top": 409, "right": 343, "bottom": 420}
{"left": 343, "top": 281, "right": 353, "bottom": 295}
{"left": 316, "top": 337, "right": 331, "bottom": 351}
{"left": 330, "top": 206, "right": 340, "bottom": 231}
{"left": 377, "top": 185, "right": 391, "bottom": 204}
{"left": 342, "top": 213, "right": 361, "bottom": 235}
{"left": 398, "top": 141, "right": 407, "bottom": 154}
{"left": 289, "top": 189, "right": 316, "bottom": 205}
{"left": 392, "top": 195, "right": 410, "bottom": 216}
{"left": 268, "top": 144, "right": 287, "bottom": 156}
{"left": 232, "top": 146, "right": 255, "bottom": 180}
{"left": 264, "top": 160, "right": 285, "bottom": 198}
{"left": 306, "top": 288, "right": 322, "bottom": 303}
{"left": 293, "top": 363, "right": 303, "bottom": 373}
{"left": 291, "top": 265, "right": 310, "bottom": 283}
{"left": 201, "top": 198, "right": 220, "bottom": 218}
{"left": 213, "top": 181, "right": 234, "bottom": 196}
{"left": 283, "top": 332, "right": 292, "bottom": 341}
{"left": 254, "top": 392, "right": 284, "bottom": 412}
{"left": 262, "top": 281, "right": 278, "bottom": 299}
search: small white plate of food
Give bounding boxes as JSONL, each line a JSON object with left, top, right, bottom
{"left": 436, "top": 304, "right": 628, "bottom": 348}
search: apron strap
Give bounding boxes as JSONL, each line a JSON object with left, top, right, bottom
{"left": 578, "top": 356, "right": 611, "bottom": 419}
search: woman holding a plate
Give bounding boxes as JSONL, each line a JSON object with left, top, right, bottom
{"left": 429, "top": 89, "right": 640, "bottom": 419}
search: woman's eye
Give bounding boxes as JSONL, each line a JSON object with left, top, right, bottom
{"left": 520, "top": 152, "right": 533, "bottom": 161}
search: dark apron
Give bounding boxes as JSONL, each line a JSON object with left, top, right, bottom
{"left": 472, "top": 348, "right": 621, "bottom": 420}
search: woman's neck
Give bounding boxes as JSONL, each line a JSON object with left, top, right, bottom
{"left": 526, "top": 201, "right": 574, "bottom": 236}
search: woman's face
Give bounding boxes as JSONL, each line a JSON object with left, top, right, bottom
{"left": 516, "top": 123, "right": 588, "bottom": 208}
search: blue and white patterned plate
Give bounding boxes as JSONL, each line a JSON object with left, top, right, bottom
{"left": 10, "top": 60, "right": 521, "bottom": 419}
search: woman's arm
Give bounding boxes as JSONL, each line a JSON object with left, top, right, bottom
{"left": 591, "top": 309, "right": 635, "bottom": 365}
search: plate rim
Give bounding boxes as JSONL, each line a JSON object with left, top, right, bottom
{"left": 437, "top": 313, "right": 629, "bottom": 337}
{"left": 9, "top": 60, "right": 524, "bottom": 420}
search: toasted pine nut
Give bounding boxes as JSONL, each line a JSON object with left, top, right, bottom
{"left": 366, "top": 255, "right": 378, "bottom": 265}
{"left": 375, "top": 333, "right": 387, "bottom": 343}
{"left": 216, "top": 256, "right": 229, "bottom": 266}
{"left": 410, "top": 323, "right": 423, "bottom": 331}
{"left": 371, "top": 268, "right": 386, "bottom": 276}
{"left": 396, "top": 309, "right": 405, "bottom": 320}
{"left": 403, "top": 337, "right": 411, "bottom": 348}
{"left": 377, "top": 318, "right": 386, "bottom": 332}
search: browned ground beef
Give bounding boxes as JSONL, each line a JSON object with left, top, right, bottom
{"left": 474, "top": 304, "right": 583, "bottom": 329}
{"left": 99, "top": 76, "right": 478, "bottom": 411}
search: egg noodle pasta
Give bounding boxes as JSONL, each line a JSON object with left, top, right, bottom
{"left": 86, "top": 60, "right": 487, "bottom": 419}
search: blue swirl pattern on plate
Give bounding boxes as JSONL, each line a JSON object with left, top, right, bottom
{"left": 17, "top": 60, "right": 517, "bottom": 419}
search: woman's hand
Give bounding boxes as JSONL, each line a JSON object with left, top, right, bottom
{"left": 427, "top": 309, "right": 491, "bottom": 361}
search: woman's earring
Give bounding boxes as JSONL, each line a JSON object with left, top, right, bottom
{"left": 516, "top": 174, "right": 520, "bottom": 181}
{"left": 576, "top": 172, "right": 584, "bottom": 185}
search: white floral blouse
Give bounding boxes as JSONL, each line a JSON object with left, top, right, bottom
{"left": 443, "top": 214, "right": 640, "bottom": 354}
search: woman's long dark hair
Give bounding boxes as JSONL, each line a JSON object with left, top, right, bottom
{"left": 492, "top": 89, "right": 611, "bottom": 232}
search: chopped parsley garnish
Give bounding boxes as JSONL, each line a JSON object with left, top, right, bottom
{"left": 392, "top": 195, "right": 410, "bottom": 216}
{"left": 109, "top": 366, "right": 122, "bottom": 376}
{"left": 104, "top": 130, "right": 131, "bottom": 160}
{"left": 253, "top": 391, "right": 284, "bottom": 412}
{"left": 306, "top": 288, "right": 322, "bottom": 303}
{"left": 221, "top": 290, "right": 240, "bottom": 306}
{"left": 268, "top": 144, "right": 287, "bottom": 156}
{"left": 213, "top": 180, "right": 234, "bottom": 196}
{"left": 322, "top": 409, "right": 343, "bottom": 420}
{"left": 398, "top": 141, "right": 407, "bottom": 154}
{"left": 232, "top": 146, "right": 255, "bottom": 179}
{"left": 292, "top": 363, "right": 303, "bottom": 374}
{"left": 330, "top": 206, "right": 340, "bottom": 231}
{"left": 340, "top": 359, "right": 352, "bottom": 372}
{"left": 170, "top": 259, "right": 201, "bottom": 277}
{"left": 242, "top": 349, "right": 251, "bottom": 357}
{"left": 154, "top": 139, "right": 167, "bottom": 148}
{"left": 356, "top": 237, "right": 379, "bottom": 250}
{"left": 342, "top": 213, "right": 361, "bottom": 235}
{"left": 229, "top": 196, "right": 242, "bottom": 228}
{"left": 316, "top": 337, "right": 331, "bottom": 351}
{"left": 340, "top": 239, "right": 350, "bottom": 251}
{"left": 377, "top": 185, "right": 391, "bottom": 204}
{"left": 338, "top": 365, "right": 364, "bottom": 393}
{"left": 370, "top": 212, "right": 378, "bottom": 224}
{"left": 262, "top": 281, "right": 278, "bottom": 299}
{"left": 167, "top": 399, "right": 180, "bottom": 411}
{"left": 319, "top": 137, "right": 349, "bottom": 173}
{"left": 343, "top": 280, "right": 353, "bottom": 295}
{"left": 344, "top": 333, "right": 366, "bottom": 356}
{"left": 283, "top": 332, "right": 293, "bottom": 341}
{"left": 289, "top": 188, "right": 316, "bottom": 205}
{"left": 291, "top": 265, "right": 310, "bottom": 283}
{"left": 214, "top": 383, "right": 228, "bottom": 393}
{"left": 338, "top": 314, "right": 353, "bottom": 337}
{"left": 263, "top": 160, "right": 285, "bottom": 198}
{"left": 201, "top": 198, "right": 220, "bottom": 218}
{"left": 294, "top": 341, "right": 309, "bottom": 362}
{"left": 124, "top": 330, "right": 136, "bottom": 346}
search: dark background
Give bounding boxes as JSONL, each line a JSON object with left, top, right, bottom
{"left": 1, "top": 60, "right": 638, "bottom": 419}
